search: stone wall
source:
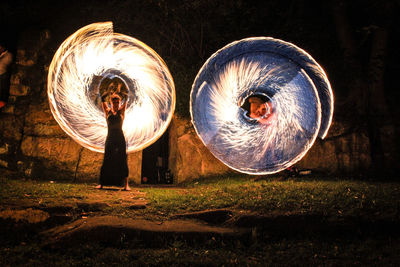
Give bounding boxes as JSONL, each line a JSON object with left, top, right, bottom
{"left": 168, "top": 116, "right": 233, "bottom": 183}
{"left": 1, "top": 29, "right": 398, "bottom": 183}
{"left": 0, "top": 29, "right": 143, "bottom": 183}
{"left": 296, "top": 120, "right": 372, "bottom": 175}
{"left": 169, "top": 117, "right": 374, "bottom": 180}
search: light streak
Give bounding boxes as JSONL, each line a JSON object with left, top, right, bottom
{"left": 48, "top": 22, "right": 175, "bottom": 153}
{"left": 191, "top": 37, "right": 333, "bottom": 174}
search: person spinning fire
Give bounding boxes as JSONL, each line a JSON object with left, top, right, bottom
{"left": 247, "top": 95, "right": 300, "bottom": 177}
{"left": 96, "top": 77, "right": 130, "bottom": 191}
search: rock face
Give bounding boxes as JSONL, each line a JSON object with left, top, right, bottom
{"left": 297, "top": 120, "right": 372, "bottom": 175}
{"left": 0, "top": 29, "right": 398, "bottom": 183}
{"left": 168, "top": 117, "right": 233, "bottom": 183}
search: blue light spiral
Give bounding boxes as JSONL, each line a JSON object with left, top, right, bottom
{"left": 190, "top": 37, "right": 333, "bottom": 174}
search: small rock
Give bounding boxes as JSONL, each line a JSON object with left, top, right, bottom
{"left": 0, "top": 144, "right": 8, "bottom": 154}
{"left": 9, "top": 84, "right": 30, "bottom": 96}
{"left": 0, "top": 159, "right": 8, "bottom": 168}
{"left": 1, "top": 105, "right": 14, "bottom": 114}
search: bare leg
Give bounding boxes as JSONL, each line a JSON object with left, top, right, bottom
{"left": 123, "top": 177, "right": 131, "bottom": 191}
{"left": 95, "top": 184, "right": 103, "bottom": 189}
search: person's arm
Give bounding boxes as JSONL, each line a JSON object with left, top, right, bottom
{"left": 120, "top": 100, "right": 127, "bottom": 120}
{"left": 101, "top": 93, "right": 109, "bottom": 116}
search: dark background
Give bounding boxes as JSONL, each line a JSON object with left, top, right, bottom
{"left": 1, "top": 0, "right": 399, "bottom": 176}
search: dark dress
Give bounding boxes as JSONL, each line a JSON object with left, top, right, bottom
{"left": 99, "top": 109, "right": 129, "bottom": 186}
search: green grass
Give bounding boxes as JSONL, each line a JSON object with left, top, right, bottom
{"left": 0, "top": 177, "right": 89, "bottom": 204}
{"left": 142, "top": 176, "right": 400, "bottom": 219}
{"left": 1, "top": 175, "right": 400, "bottom": 220}
{"left": 1, "top": 175, "right": 400, "bottom": 266}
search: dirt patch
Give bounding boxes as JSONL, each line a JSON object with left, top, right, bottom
{"left": 1, "top": 187, "right": 148, "bottom": 212}
{"left": 81, "top": 188, "right": 148, "bottom": 208}
{"left": 42, "top": 215, "right": 251, "bottom": 248}
{"left": 0, "top": 208, "right": 50, "bottom": 223}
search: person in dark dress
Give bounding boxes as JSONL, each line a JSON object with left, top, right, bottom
{"left": 96, "top": 77, "right": 130, "bottom": 190}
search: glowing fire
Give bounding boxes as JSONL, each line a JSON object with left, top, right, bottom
{"left": 48, "top": 22, "right": 175, "bottom": 153}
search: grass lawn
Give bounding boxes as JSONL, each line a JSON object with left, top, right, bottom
{"left": 1, "top": 174, "right": 400, "bottom": 266}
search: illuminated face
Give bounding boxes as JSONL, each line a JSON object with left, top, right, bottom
{"left": 249, "top": 97, "right": 267, "bottom": 118}
{"left": 108, "top": 81, "right": 121, "bottom": 92}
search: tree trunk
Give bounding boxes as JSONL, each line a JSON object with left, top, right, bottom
{"left": 330, "top": 0, "right": 391, "bottom": 175}
{"left": 367, "top": 27, "right": 388, "bottom": 174}
{"left": 330, "top": 0, "right": 368, "bottom": 115}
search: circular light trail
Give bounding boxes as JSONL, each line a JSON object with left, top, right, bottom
{"left": 190, "top": 37, "right": 333, "bottom": 174}
{"left": 48, "top": 22, "right": 175, "bottom": 153}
